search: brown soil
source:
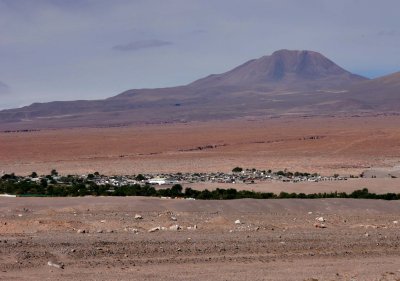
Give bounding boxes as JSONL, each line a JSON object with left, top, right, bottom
{"left": 1, "top": 116, "right": 400, "bottom": 177}
{"left": 190, "top": 178, "right": 400, "bottom": 194}
{"left": 1, "top": 197, "right": 400, "bottom": 280}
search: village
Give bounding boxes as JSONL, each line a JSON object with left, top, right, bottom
{"left": 1, "top": 167, "right": 348, "bottom": 188}
{"left": 99, "top": 169, "right": 348, "bottom": 187}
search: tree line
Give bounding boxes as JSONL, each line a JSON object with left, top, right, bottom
{"left": 0, "top": 176, "right": 399, "bottom": 200}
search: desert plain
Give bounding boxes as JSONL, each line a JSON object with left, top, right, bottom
{"left": 1, "top": 115, "right": 400, "bottom": 177}
{"left": 2, "top": 115, "right": 400, "bottom": 280}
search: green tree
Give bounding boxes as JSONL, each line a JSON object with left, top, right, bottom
{"left": 135, "top": 174, "right": 146, "bottom": 181}
{"left": 232, "top": 167, "right": 243, "bottom": 173}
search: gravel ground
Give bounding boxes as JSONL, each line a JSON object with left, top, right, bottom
{"left": 1, "top": 197, "right": 400, "bottom": 280}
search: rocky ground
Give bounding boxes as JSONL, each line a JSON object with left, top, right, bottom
{"left": 1, "top": 197, "right": 400, "bottom": 280}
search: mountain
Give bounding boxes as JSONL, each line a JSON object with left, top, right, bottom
{"left": 188, "top": 49, "right": 365, "bottom": 90}
{"left": 2, "top": 49, "right": 397, "bottom": 130}
{"left": 344, "top": 71, "right": 400, "bottom": 111}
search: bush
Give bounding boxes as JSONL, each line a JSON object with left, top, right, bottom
{"left": 232, "top": 167, "right": 243, "bottom": 173}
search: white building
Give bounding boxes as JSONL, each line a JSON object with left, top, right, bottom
{"left": 148, "top": 177, "right": 178, "bottom": 185}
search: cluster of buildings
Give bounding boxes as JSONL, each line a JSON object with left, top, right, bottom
{"left": 1, "top": 169, "right": 348, "bottom": 188}
{"left": 87, "top": 169, "right": 347, "bottom": 187}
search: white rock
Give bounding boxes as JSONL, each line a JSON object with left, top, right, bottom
{"left": 125, "top": 227, "right": 139, "bottom": 233}
{"left": 148, "top": 227, "right": 160, "bottom": 233}
{"left": 169, "top": 224, "right": 181, "bottom": 231}
{"left": 316, "top": 217, "right": 325, "bottom": 222}
{"left": 134, "top": 214, "right": 143, "bottom": 220}
{"left": 171, "top": 216, "right": 177, "bottom": 221}
{"left": 77, "top": 229, "right": 86, "bottom": 234}
{"left": 308, "top": 211, "right": 313, "bottom": 215}
{"left": 393, "top": 220, "right": 398, "bottom": 224}
{"left": 314, "top": 223, "right": 327, "bottom": 229}
{"left": 187, "top": 225, "right": 198, "bottom": 230}
{"left": 47, "top": 261, "right": 64, "bottom": 269}
{"left": 234, "top": 219, "right": 242, "bottom": 225}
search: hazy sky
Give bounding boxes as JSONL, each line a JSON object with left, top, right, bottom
{"left": 0, "top": 0, "right": 399, "bottom": 109}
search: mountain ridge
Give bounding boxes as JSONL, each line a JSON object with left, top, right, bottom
{"left": 0, "top": 49, "right": 398, "bottom": 130}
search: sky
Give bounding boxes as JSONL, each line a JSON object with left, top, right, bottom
{"left": 0, "top": 0, "right": 399, "bottom": 109}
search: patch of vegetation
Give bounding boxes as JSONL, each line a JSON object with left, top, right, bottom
{"left": 232, "top": 167, "right": 243, "bottom": 173}
{"left": 0, "top": 173, "right": 399, "bottom": 201}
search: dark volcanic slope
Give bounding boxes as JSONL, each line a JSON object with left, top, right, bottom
{"left": 2, "top": 49, "right": 397, "bottom": 130}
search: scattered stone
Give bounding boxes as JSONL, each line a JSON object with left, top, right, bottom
{"left": 148, "top": 227, "right": 161, "bottom": 233}
{"left": 171, "top": 216, "right": 177, "bottom": 221}
{"left": 18, "top": 214, "right": 23, "bottom": 217}
{"left": 314, "top": 223, "right": 326, "bottom": 229}
{"left": 365, "top": 233, "right": 370, "bottom": 237}
{"left": 187, "top": 225, "right": 197, "bottom": 230}
{"left": 235, "top": 220, "right": 242, "bottom": 225}
{"left": 106, "top": 229, "right": 114, "bottom": 233}
{"left": 47, "top": 261, "right": 64, "bottom": 269}
{"left": 100, "top": 220, "right": 106, "bottom": 223}
{"left": 169, "top": 224, "right": 181, "bottom": 231}
{"left": 96, "top": 229, "right": 103, "bottom": 233}
{"left": 70, "top": 249, "right": 76, "bottom": 253}
{"left": 393, "top": 221, "right": 398, "bottom": 224}
{"left": 77, "top": 229, "right": 86, "bottom": 234}
{"left": 308, "top": 211, "right": 313, "bottom": 215}
{"left": 125, "top": 227, "right": 139, "bottom": 234}
{"left": 316, "top": 217, "right": 325, "bottom": 222}
{"left": 134, "top": 214, "right": 143, "bottom": 220}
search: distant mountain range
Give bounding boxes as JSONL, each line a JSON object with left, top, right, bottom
{"left": 0, "top": 49, "right": 399, "bottom": 129}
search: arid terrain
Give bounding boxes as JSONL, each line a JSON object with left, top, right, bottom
{"left": 1, "top": 115, "right": 400, "bottom": 178}
{"left": 1, "top": 2, "right": 400, "bottom": 280}
{"left": 2, "top": 114, "right": 400, "bottom": 281}
{"left": 1, "top": 196, "right": 400, "bottom": 280}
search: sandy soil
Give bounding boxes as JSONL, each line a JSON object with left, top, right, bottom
{"left": 1, "top": 197, "right": 400, "bottom": 280}
{"left": 2, "top": 116, "right": 400, "bottom": 280}
{"left": 1, "top": 116, "right": 400, "bottom": 177}
{"left": 188, "top": 178, "right": 400, "bottom": 194}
